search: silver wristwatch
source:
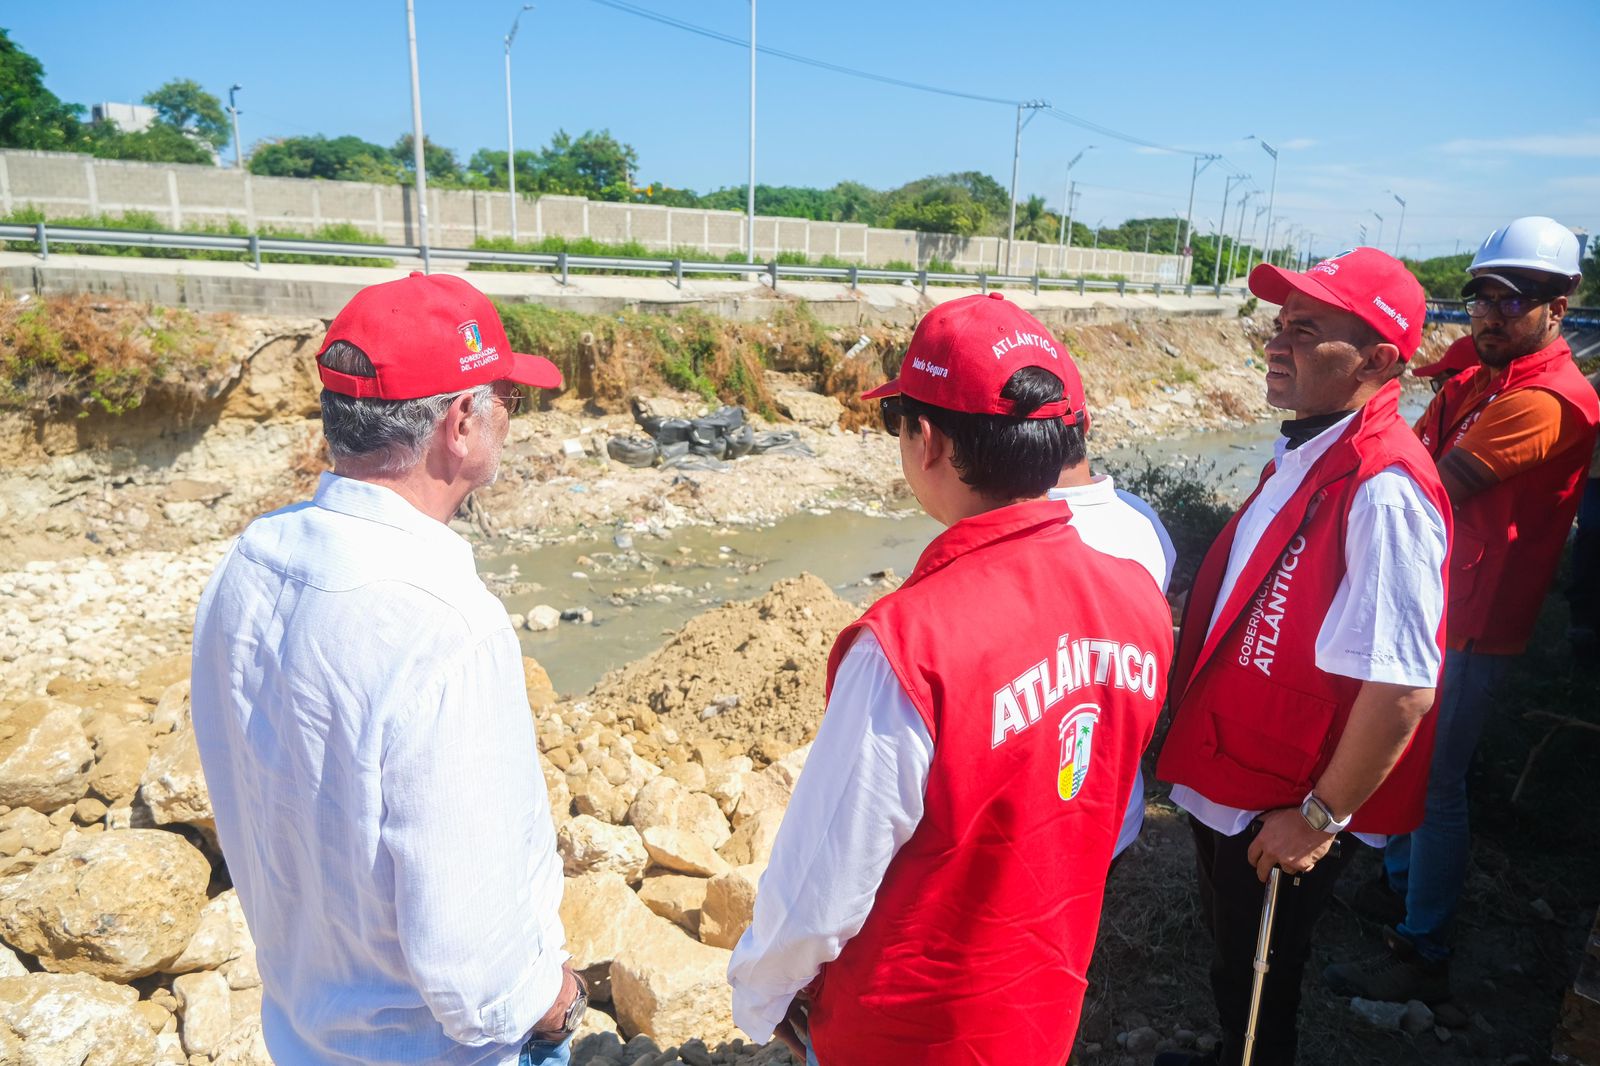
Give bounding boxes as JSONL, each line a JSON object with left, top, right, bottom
{"left": 1299, "top": 790, "right": 1351, "bottom": 834}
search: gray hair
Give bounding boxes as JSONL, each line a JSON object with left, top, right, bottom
{"left": 318, "top": 341, "right": 495, "bottom": 475}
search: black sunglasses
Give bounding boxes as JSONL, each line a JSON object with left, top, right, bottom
{"left": 1464, "top": 293, "right": 1553, "bottom": 319}
{"left": 879, "top": 396, "right": 907, "bottom": 437}
{"left": 494, "top": 386, "right": 526, "bottom": 415}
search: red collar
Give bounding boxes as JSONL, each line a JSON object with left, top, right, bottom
{"left": 903, "top": 498, "right": 1072, "bottom": 589}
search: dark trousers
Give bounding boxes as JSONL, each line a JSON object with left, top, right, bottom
{"left": 1188, "top": 816, "right": 1355, "bottom": 1066}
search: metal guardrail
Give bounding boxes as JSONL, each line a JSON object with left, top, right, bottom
{"left": 0, "top": 221, "right": 1239, "bottom": 299}
{"left": 8, "top": 224, "right": 1595, "bottom": 326}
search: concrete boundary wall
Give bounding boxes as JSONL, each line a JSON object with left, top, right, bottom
{"left": 0, "top": 150, "right": 1186, "bottom": 284}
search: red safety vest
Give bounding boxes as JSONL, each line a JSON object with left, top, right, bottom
{"left": 807, "top": 499, "right": 1172, "bottom": 1066}
{"left": 1416, "top": 336, "right": 1600, "bottom": 653}
{"left": 1157, "top": 381, "right": 1450, "bottom": 835}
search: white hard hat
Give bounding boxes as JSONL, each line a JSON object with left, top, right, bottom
{"left": 1468, "top": 216, "right": 1582, "bottom": 295}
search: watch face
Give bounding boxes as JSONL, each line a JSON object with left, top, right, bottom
{"left": 1301, "top": 797, "right": 1329, "bottom": 831}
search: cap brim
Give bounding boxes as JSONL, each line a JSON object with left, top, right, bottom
{"left": 860, "top": 378, "right": 901, "bottom": 400}
{"left": 1248, "top": 263, "right": 1352, "bottom": 315}
{"left": 1461, "top": 272, "right": 1532, "bottom": 297}
{"left": 505, "top": 351, "right": 564, "bottom": 390}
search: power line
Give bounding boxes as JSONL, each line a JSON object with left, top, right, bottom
{"left": 1038, "top": 107, "right": 1205, "bottom": 158}
{"left": 588, "top": 0, "right": 1018, "bottom": 106}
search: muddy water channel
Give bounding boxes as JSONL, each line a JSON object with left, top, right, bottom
{"left": 488, "top": 395, "right": 1429, "bottom": 695}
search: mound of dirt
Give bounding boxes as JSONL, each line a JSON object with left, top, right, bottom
{"left": 586, "top": 573, "right": 862, "bottom": 753}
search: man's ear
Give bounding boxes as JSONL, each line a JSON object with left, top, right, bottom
{"left": 916, "top": 415, "right": 948, "bottom": 474}
{"left": 441, "top": 392, "right": 478, "bottom": 459}
{"left": 1360, "top": 342, "right": 1403, "bottom": 384}
{"left": 1549, "top": 294, "right": 1569, "bottom": 327}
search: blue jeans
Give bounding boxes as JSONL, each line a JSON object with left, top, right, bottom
{"left": 518, "top": 1034, "right": 571, "bottom": 1066}
{"left": 1382, "top": 647, "right": 1512, "bottom": 961}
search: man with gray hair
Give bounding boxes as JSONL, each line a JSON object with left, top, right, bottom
{"left": 192, "top": 272, "right": 584, "bottom": 1065}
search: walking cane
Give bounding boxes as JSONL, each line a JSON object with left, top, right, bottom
{"left": 1240, "top": 866, "right": 1283, "bottom": 1066}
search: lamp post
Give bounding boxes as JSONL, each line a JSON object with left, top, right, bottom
{"left": 1247, "top": 135, "right": 1279, "bottom": 270}
{"left": 1057, "top": 145, "right": 1095, "bottom": 246}
{"left": 1229, "top": 189, "right": 1255, "bottom": 282}
{"left": 1091, "top": 217, "right": 1105, "bottom": 249}
{"left": 405, "top": 0, "right": 430, "bottom": 272}
{"left": 227, "top": 84, "right": 243, "bottom": 170}
{"left": 1063, "top": 185, "right": 1082, "bottom": 253}
{"left": 1003, "top": 99, "right": 1049, "bottom": 274}
{"left": 1369, "top": 210, "right": 1384, "bottom": 253}
{"left": 1245, "top": 204, "right": 1267, "bottom": 274}
{"left": 503, "top": 4, "right": 534, "bottom": 243}
{"left": 1387, "top": 190, "right": 1407, "bottom": 257}
{"left": 745, "top": 0, "right": 757, "bottom": 263}
{"left": 1214, "top": 173, "right": 1248, "bottom": 287}
{"left": 1181, "top": 153, "right": 1219, "bottom": 282}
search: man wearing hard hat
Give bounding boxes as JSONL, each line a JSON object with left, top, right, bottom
{"left": 1326, "top": 216, "right": 1600, "bottom": 1003}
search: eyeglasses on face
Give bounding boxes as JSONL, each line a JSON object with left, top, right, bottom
{"left": 494, "top": 386, "right": 526, "bottom": 415}
{"left": 1465, "top": 293, "right": 1551, "bottom": 319}
{"left": 879, "top": 396, "right": 907, "bottom": 437}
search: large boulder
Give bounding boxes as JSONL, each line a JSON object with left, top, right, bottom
{"left": 560, "top": 871, "right": 659, "bottom": 1003}
{"left": 211, "top": 1019, "right": 273, "bottom": 1066}
{"left": 174, "top": 971, "right": 233, "bottom": 1057}
{"left": 773, "top": 389, "right": 844, "bottom": 429}
{"left": 730, "top": 768, "right": 793, "bottom": 830}
{"left": 87, "top": 724, "right": 152, "bottom": 806}
{"left": 557, "top": 815, "right": 649, "bottom": 884}
{"left": 719, "top": 807, "right": 785, "bottom": 867}
{"left": 0, "top": 699, "right": 95, "bottom": 811}
{"left": 610, "top": 919, "right": 740, "bottom": 1046}
{"left": 637, "top": 873, "right": 710, "bottom": 936}
{"left": 626, "top": 776, "right": 731, "bottom": 850}
{"left": 138, "top": 724, "right": 213, "bottom": 832}
{"left": 698, "top": 862, "right": 766, "bottom": 949}
{"left": 0, "top": 829, "right": 211, "bottom": 980}
{"left": 0, "top": 971, "right": 158, "bottom": 1066}
{"left": 640, "top": 826, "right": 731, "bottom": 878}
{"left": 524, "top": 657, "right": 559, "bottom": 715}
{"left": 166, "top": 889, "right": 251, "bottom": 974}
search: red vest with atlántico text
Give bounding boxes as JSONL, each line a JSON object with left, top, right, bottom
{"left": 807, "top": 499, "right": 1172, "bottom": 1066}
{"left": 1157, "top": 381, "right": 1451, "bottom": 835}
{"left": 1417, "top": 336, "right": 1599, "bottom": 653}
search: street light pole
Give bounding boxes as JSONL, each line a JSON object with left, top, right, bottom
{"left": 503, "top": 4, "right": 533, "bottom": 243}
{"left": 1214, "top": 173, "right": 1248, "bottom": 287}
{"left": 405, "top": 0, "right": 430, "bottom": 273}
{"left": 1247, "top": 135, "right": 1279, "bottom": 272}
{"left": 1246, "top": 204, "right": 1267, "bottom": 274}
{"left": 1056, "top": 145, "right": 1094, "bottom": 246}
{"left": 1004, "top": 99, "right": 1049, "bottom": 274}
{"left": 1063, "top": 183, "right": 1080, "bottom": 253}
{"left": 1182, "top": 154, "right": 1219, "bottom": 282}
{"left": 1369, "top": 210, "right": 1384, "bottom": 252}
{"left": 1229, "top": 190, "right": 1254, "bottom": 282}
{"left": 1387, "top": 190, "right": 1407, "bottom": 257}
{"left": 227, "top": 84, "right": 243, "bottom": 170}
{"left": 746, "top": 0, "right": 757, "bottom": 263}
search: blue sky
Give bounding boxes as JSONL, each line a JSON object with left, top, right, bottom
{"left": 10, "top": 0, "right": 1599, "bottom": 258}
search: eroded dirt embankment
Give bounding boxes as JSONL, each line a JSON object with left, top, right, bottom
{"left": 0, "top": 293, "right": 1465, "bottom": 701}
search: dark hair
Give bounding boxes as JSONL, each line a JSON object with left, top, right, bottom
{"left": 902, "top": 366, "right": 1071, "bottom": 501}
{"left": 1060, "top": 420, "right": 1088, "bottom": 470}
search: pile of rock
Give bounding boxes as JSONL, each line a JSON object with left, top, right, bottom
{"left": 0, "top": 669, "right": 271, "bottom": 1065}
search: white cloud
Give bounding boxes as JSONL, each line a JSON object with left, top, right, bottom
{"left": 1438, "top": 133, "right": 1600, "bottom": 157}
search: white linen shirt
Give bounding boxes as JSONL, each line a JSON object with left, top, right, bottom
{"left": 191, "top": 473, "right": 565, "bottom": 1066}
{"left": 1170, "top": 414, "right": 1448, "bottom": 844}
{"left": 729, "top": 489, "right": 1175, "bottom": 1042}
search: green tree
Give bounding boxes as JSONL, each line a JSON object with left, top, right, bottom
{"left": 142, "top": 79, "right": 230, "bottom": 152}
{"left": 87, "top": 120, "right": 213, "bottom": 165}
{"left": 0, "top": 28, "right": 85, "bottom": 150}
{"left": 249, "top": 135, "right": 401, "bottom": 182}
{"left": 391, "top": 133, "right": 463, "bottom": 185}
{"left": 1402, "top": 253, "right": 1473, "bottom": 300}
{"left": 1577, "top": 240, "right": 1599, "bottom": 307}
{"left": 533, "top": 129, "right": 638, "bottom": 200}
{"left": 1014, "top": 195, "right": 1058, "bottom": 243}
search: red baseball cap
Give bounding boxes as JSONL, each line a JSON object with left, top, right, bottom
{"left": 862, "top": 293, "right": 1083, "bottom": 423}
{"left": 1411, "top": 335, "right": 1478, "bottom": 379}
{"left": 316, "top": 272, "right": 563, "bottom": 399}
{"left": 1249, "top": 247, "right": 1426, "bottom": 360}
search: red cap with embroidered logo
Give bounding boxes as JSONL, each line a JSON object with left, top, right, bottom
{"left": 316, "top": 272, "right": 563, "bottom": 399}
{"left": 1249, "top": 247, "right": 1426, "bottom": 360}
{"left": 861, "top": 293, "right": 1082, "bottom": 423}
